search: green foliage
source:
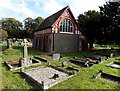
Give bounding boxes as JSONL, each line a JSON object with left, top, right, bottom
{"left": 23, "top": 17, "right": 44, "bottom": 38}
{"left": 0, "top": 29, "right": 8, "bottom": 41}
{"left": 33, "top": 16, "right": 44, "bottom": 30}
{"left": 78, "top": 1, "right": 120, "bottom": 46}
{"left": 99, "top": 1, "right": 120, "bottom": 44}
{"left": 1, "top": 16, "right": 44, "bottom": 39}
{"left": 1, "top": 18, "right": 23, "bottom": 38}
{"left": 78, "top": 10, "right": 102, "bottom": 48}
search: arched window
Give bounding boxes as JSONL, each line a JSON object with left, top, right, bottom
{"left": 60, "top": 19, "right": 73, "bottom": 33}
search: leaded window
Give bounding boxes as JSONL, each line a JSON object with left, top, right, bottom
{"left": 60, "top": 19, "right": 73, "bottom": 33}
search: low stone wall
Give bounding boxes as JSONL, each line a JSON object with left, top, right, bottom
{"left": 34, "top": 56, "right": 49, "bottom": 62}
{"left": 101, "top": 72, "right": 120, "bottom": 83}
{"left": 66, "top": 67, "right": 79, "bottom": 72}
{"left": 4, "top": 58, "right": 41, "bottom": 71}
{"left": 21, "top": 71, "right": 44, "bottom": 89}
{"left": 4, "top": 59, "right": 22, "bottom": 71}
{"left": 94, "top": 70, "right": 120, "bottom": 83}
{"left": 50, "top": 65, "right": 73, "bottom": 75}
{"left": 105, "top": 62, "right": 120, "bottom": 69}
{"left": 21, "top": 66, "right": 74, "bottom": 90}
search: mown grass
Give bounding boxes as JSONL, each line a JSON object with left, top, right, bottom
{"left": 1, "top": 42, "right": 120, "bottom": 90}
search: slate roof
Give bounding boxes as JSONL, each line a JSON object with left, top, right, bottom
{"left": 35, "top": 6, "right": 68, "bottom": 31}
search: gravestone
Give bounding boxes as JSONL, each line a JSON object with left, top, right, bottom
{"left": 110, "top": 53, "right": 114, "bottom": 58}
{"left": 62, "top": 60, "right": 69, "bottom": 67}
{"left": 116, "top": 57, "right": 120, "bottom": 60}
{"left": 21, "top": 39, "right": 29, "bottom": 58}
{"left": 53, "top": 53, "right": 60, "bottom": 61}
{"left": 21, "top": 39, "right": 32, "bottom": 67}
{"left": 7, "top": 39, "right": 12, "bottom": 49}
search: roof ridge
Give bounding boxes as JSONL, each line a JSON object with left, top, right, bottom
{"left": 45, "top": 6, "right": 69, "bottom": 20}
{"left": 35, "top": 6, "right": 69, "bottom": 31}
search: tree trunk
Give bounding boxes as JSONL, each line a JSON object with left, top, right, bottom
{"left": 89, "top": 42, "right": 93, "bottom": 48}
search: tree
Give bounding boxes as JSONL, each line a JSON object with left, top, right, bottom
{"left": 78, "top": 10, "right": 102, "bottom": 48}
{"left": 24, "top": 17, "right": 34, "bottom": 33}
{"left": 33, "top": 16, "right": 44, "bottom": 30}
{"left": 1, "top": 16, "right": 44, "bottom": 39}
{"left": 1, "top": 18, "right": 23, "bottom": 38}
{"left": 23, "top": 17, "right": 33, "bottom": 39}
{"left": 99, "top": 1, "right": 120, "bottom": 44}
{"left": 0, "top": 29, "right": 8, "bottom": 41}
{"left": 23, "top": 17, "right": 44, "bottom": 38}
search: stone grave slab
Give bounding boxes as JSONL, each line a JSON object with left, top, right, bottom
{"left": 66, "top": 67, "right": 79, "bottom": 72}
{"left": 69, "top": 59, "right": 94, "bottom": 68}
{"left": 84, "top": 54, "right": 108, "bottom": 63}
{"left": 116, "top": 57, "right": 120, "bottom": 60}
{"left": 95, "top": 53, "right": 114, "bottom": 58}
{"left": 21, "top": 66, "right": 73, "bottom": 90}
{"left": 94, "top": 70, "right": 120, "bottom": 84}
{"left": 34, "top": 53, "right": 61, "bottom": 63}
{"left": 74, "top": 57, "right": 100, "bottom": 64}
{"left": 105, "top": 62, "right": 120, "bottom": 69}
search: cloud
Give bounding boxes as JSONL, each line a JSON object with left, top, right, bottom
{"left": 0, "top": 0, "right": 106, "bottom": 21}
{"left": 68, "top": 0, "right": 105, "bottom": 17}
{"left": 42, "top": 0, "right": 62, "bottom": 15}
{"left": 34, "top": 0, "right": 63, "bottom": 18}
{"left": 33, "top": 0, "right": 105, "bottom": 18}
{"left": 0, "top": 0, "right": 34, "bottom": 21}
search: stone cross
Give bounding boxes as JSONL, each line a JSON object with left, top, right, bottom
{"left": 21, "top": 39, "right": 29, "bottom": 58}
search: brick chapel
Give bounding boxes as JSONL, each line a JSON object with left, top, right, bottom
{"left": 33, "top": 6, "right": 88, "bottom": 52}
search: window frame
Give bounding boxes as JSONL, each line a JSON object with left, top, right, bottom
{"left": 60, "top": 19, "right": 74, "bottom": 34}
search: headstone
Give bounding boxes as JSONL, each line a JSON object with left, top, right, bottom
{"left": 7, "top": 39, "right": 12, "bottom": 49}
{"left": 72, "top": 71, "right": 77, "bottom": 75}
{"left": 52, "top": 53, "right": 60, "bottom": 61}
{"left": 116, "top": 57, "right": 120, "bottom": 60}
{"left": 62, "top": 60, "right": 69, "bottom": 67}
{"left": 21, "top": 39, "right": 29, "bottom": 58}
{"left": 21, "top": 39, "right": 32, "bottom": 67}
{"left": 85, "top": 61, "right": 89, "bottom": 67}
{"left": 110, "top": 53, "right": 114, "bottom": 58}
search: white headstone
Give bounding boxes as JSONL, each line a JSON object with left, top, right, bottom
{"left": 52, "top": 53, "right": 60, "bottom": 61}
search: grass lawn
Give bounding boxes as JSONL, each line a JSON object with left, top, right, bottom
{"left": 1, "top": 42, "right": 120, "bottom": 90}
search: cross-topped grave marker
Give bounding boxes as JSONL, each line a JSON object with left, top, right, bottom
{"left": 21, "top": 39, "right": 29, "bottom": 58}
{"left": 21, "top": 39, "right": 32, "bottom": 67}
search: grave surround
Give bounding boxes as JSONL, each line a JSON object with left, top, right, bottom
{"left": 34, "top": 53, "right": 61, "bottom": 63}
{"left": 4, "top": 39, "right": 41, "bottom": 71}
{"left": 106, "top": 62, "right": 120, "bottom": 69}
{"left": 94, "top": 70, "right": 120, "bottom": 84}
{"left": 21, "top": 66, "right": 73, "bottom": 90}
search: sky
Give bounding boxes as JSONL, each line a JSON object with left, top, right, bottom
{"left": 0, "top": 0, "right": 106, "bottom": 22}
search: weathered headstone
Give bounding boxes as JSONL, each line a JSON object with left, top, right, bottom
{"left": 21, "top": 39, "right": 32, "bottom": 67}
{"left": 110, "top": 53, "right": 114, "bottom": 58}
{"left": 52, "top": 53, "right": 60, "bottom": 61}
{"left": 21, "top": 39, "right": 29, "bottom": 58}
{"left": 116, "top": 57, "right": 120, "bottom": 60}
{"left": 7, "top": 39, "right": 12, "bottom": 49}
{"left": 62, "top": 60, "right": 69, "bottom": 67}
